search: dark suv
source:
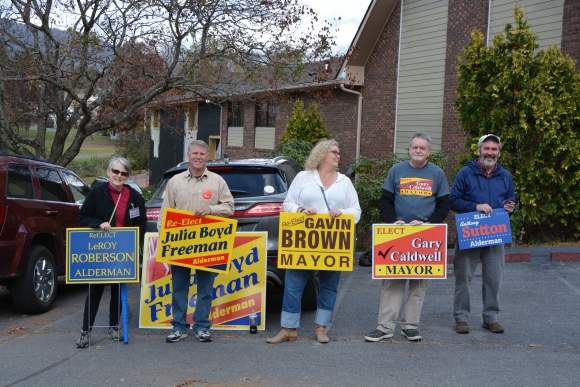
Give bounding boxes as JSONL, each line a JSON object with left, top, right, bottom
{"left": 145, "top": 156, "right": 319, "bottom": 310}
{"left": 0, "top": 151, "right": 91, "bottom": 313}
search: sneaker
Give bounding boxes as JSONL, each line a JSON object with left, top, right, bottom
{"left": 482, "top": 321, "right": 504, "bottom": 333}
{"left": 401, "top": 329, "right": 422, "bottom": 341}
{"left": 195, "top": 329, "right": 212, "bottom": 342}
{"left": 455, "top": 322, "right": 470, "bottom": 334}
{"left": 75, "top": 330, "right": 90, "bottom": 348}
{"left": 364, "top": 329, "right": 394, "bottom": 342}
{"left": 166, "top": 330, "right": 188, "bottom": 342}
{"left": 108, "top": 328, "right": 124, "bottom": 341}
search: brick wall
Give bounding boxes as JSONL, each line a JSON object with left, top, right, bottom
{"left": 359, "top": 0, "right": 401, "bottom": 159}
{"left": 441, "top": 0, "right": 489, "bottom": 240}
{"left": 223, "top": 90, "right": 359, "bottom": 171}
{"left": 442, "top": 0, "right": 489, "bottom": 177}
{"left": 561, "top": 0, "right": 580, "bottom": 70}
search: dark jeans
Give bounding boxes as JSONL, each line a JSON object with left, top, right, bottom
{"left": 81, "top": 284, "right": 121, "bottom": 332}
{"left": 170, "top": 265, "right": 216, "bottom": 333}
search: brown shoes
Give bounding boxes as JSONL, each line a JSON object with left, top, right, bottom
{"left": 455, "top": 322, "right": 470, "bottom": 334}
{"left": 266, "top": 325, "right": 331, "bottom": 344}
{"left": 315, "top": 324, "right": 329, "bottom": 343}
{"left": 266, "top": 328, "right": 297, "bottom": 344}
{"left": 482, "top": 322, "right": 504, "bottom": 333}
{"left": 455, "top": 321, "right": 504, "bottom": 333}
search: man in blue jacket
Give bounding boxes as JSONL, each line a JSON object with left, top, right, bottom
{"left": 449, "top": 134, "right": 516, "bottom": 334}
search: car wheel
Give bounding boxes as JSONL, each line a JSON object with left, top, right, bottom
{"left": 11, "top": 245, "right": 58, "bottom": 314}
{"left": 301, "top": 272, "right": 318, "bottom": 311}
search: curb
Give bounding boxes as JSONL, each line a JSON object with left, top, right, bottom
{"left": 447, "top": 251, "right": 580, "bottom": 263}
{"left": 447, "top": 253, "right": 532, "bottom": 263}
{"left": 550, "top": 252, "right": 580, "bottom": 261}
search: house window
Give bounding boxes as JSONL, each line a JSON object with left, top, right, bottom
{"left": 228, "top": 127, "right": 244, "bottom": 147}
{"left": 255, "top": 101, "right": 276, "bottom": 127}
{"left": 152, "top": 109, "right": 160, "bottom": 130}
{"left": 187, "top": 106, "right": 198, "bottom": 130}
{"left": 228, "top": 102, "right": 244, "bottom": 127}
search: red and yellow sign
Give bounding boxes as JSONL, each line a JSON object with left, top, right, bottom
{"left": 156, "top": 208, "right": 237, "bottom": 274}
{"left": 140, "top": 232, "right": 267, "bottom": 330}
{"left": 278, "top": 212, "right": 356, "bottom": 271}
{"left": 372, "top": 224, "right": 447, "bottom": 279}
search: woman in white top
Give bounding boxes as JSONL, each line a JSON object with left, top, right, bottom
{"left": 267, "top": 139, "right": 361, "bottom": 344}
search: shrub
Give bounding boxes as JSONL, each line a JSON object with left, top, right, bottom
{"left": 455, "top": 6, "right": 580, "bottom": 241}
{"left": 141, "top": 185, "right": 157, "bottom": 202}
{"left": 265, "top": 139, "right": 314, "bottom": 167}
{"left": 279, "top": 99, "right": 331, "bottom": 145}
{"left": 115, "top": 128, "right": 150, "bottom": 172}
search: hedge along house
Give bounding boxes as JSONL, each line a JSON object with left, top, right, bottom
{"left": 149, "top": 0, "right": 579, "bottom": 185}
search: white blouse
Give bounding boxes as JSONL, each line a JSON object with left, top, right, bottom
{"left": 283, "top": 170, "right": 361, "bottom": 223}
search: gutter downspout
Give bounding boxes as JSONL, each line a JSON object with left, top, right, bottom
{"left": 393, "top": 0, "right": 404, "bottom": 154}
{"left": 486, "top": 0, "right": 492, "bottom": 46}
{"left": 340, "top": 84, "right": 363, "bottom": 158}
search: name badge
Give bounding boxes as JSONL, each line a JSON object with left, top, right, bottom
{"left": 129, "top": 207, "right": 140, "bottom": 218}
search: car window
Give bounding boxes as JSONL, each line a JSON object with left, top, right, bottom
{"left": 277, "top": 163, "right": 295, "bottom": 187}
{"left": 36, "top": 167, "right": 69, "bottom": 202}
{"left": 214, "top": 168, "right": 286, "bottom": 197}
{"left": 63, "top": 171, "right": 90, "bottom": 204}
{"left": 152, "top": 175, "right": 174, "bottom": 200}
{"left": 127, "top": 181, "right": 143, "bottom": 194}
{"left": 7, "top": 164, "right": 34, "bottom": 199}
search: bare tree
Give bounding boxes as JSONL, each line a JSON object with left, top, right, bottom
{"left": 0, "top": 0, "right": 335, "bottom": 165}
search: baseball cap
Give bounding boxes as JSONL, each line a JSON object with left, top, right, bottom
{"left": 478, "top": 134, "right": 501, "bottom": 148}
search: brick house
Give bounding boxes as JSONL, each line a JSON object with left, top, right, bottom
{"left": 150, "top": 0, "right": 579, "bottom": 184}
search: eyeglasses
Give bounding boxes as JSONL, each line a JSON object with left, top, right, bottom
{"left": 110, "top": 168, "right": 129, "bottom": 177}
{"left": 329, "top": 150, "right": 341, "bottom": 157}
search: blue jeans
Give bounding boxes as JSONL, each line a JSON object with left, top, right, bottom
{"left": 453, "top": 241, "right": 505, "bottom": 323}
{"left": 171, "top": 265, "right": 216, "bottom": 333}
{"left": 281, "top": 269, "right": 341, "bottom": 328}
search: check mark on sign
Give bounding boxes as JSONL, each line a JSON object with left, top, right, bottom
{"left": 377, "top": 246, "right": 394, "bottom": 260}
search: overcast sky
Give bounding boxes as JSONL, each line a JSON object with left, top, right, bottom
{"left": 301, "top": 0, "right": 373, "bottom": 53}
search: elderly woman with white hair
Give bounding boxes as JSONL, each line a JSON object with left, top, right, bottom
{"left": 267, "top": 139, "right": 361, "bottom": 344}
{"left": 75, "top": 156, "right": 147, "bottom": 348}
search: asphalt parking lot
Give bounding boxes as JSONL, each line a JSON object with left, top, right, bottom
{"left": 1, "top": 246, "right": 579, "bottom": 387}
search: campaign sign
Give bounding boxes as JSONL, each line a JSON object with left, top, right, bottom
{"left": 372, "top": 224, "right": 447, "bottom": 280}
{"left": 156, "top": 208, "right": 237, "bottom": 274}
{"left": 66, "top": 227, "right": 140, "bottom": 284}
{"left": 139, "top": 232, "right": 267, "bottom": 330}
{"left": 277, "top": 212, "right": 356, "bottom": 271}
{"left": 456, "top": 209, "right": 512, "bottom": 250}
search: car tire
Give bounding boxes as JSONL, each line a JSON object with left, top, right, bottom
{"left": 11, "top": 245, "right": 58, "bottom": 314}
{"left": 301, "top": 272, "right": 318, "bottom": 311}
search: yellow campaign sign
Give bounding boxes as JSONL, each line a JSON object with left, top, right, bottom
{"left": 277, "top": 212, "right": 355, "bottom": 271}
{"left": 140, "top": 232, "right": 268, "bottom": 330}
{"left": 156, "top": 208, "right": 237, "bottom": 274}
{"left": 372, "top": 224, "right": 448, "bottom": 279}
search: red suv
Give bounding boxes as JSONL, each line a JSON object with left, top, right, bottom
{"left": 0, "top": 151, "right": 91, "bottom": 313}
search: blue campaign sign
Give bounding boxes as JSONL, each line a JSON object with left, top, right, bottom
{"left": 66, "top": 227, "right": 140, "bottom": 284}
{"left": 456, "top": 209, "right": 512, "bottom": 250}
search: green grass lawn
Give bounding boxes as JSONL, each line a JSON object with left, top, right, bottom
{"left": 23, "top": 128, "right": 115, "bottom": 155}
{"left": 20, "top": 129, "right": 117, "bottom": 184}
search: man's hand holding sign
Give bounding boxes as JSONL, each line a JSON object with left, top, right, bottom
{"left": 156, "top": 208, "right": 236, "bottom": 274}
